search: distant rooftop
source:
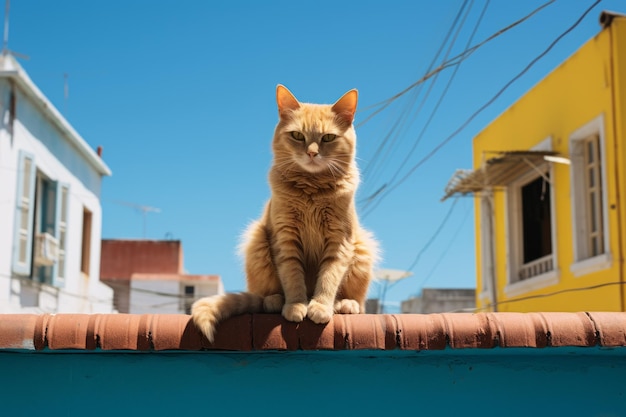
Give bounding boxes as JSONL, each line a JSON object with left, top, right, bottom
{"left": 101, "top": 239, "right": 186, "bottom": 279}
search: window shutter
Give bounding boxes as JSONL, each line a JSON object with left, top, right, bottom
{"left": 12, "top": 151, "right": 36, "bottom": 276}
{"left": 53, "top": 182, "right": 69, "bottom": 288}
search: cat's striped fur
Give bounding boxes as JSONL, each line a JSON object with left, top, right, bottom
{"left": 191, "top": 85, "right": 379, "bottom": 342}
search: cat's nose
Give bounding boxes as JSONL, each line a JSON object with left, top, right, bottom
{"left": 307, "top": 143, "right": 319, "bottom": 159}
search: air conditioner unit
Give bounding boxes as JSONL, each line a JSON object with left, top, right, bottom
{"left": 34, "top": 233, "right": 59, "bottom": 267}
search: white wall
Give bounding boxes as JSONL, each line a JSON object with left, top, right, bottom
{"left": 0, "top": 77, "right": 114, "bottom": 313}
{"left": 130, "top": 279, "right": 222, "bottom": 315}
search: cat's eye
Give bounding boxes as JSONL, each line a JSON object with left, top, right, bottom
{"left": 290, "top": 131, "right": 305, "bottom": 141}
{"left": 321, "top": 134, "right": 337, "bottom": 143}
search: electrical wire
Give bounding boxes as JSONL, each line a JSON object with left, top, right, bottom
{"left": 360, "top": 0, "right": 602, "bottom": 215}
{"left": 356, "top": 0, "right": 556, "bottom": 124}
{"left": 362, "top": 0, "right": 490, "bottom": 215}
{"left": 362, "top": 0, "right": 480, "bottom": 208}
{"left": 1, "top": 270, "right": 218, "bottom": 316}
{"left": 361, "top": 0, "right": 471, "bottom": 182}
{"left": 470, "top": 280, "right": 626, "bottom": 313}
{"left": 0, "top": 272, "right": 114, "bottom": 305}
{"left": 405, "top": 196, "right": 460, "bottom": 273}
{"left": 417, "top": 200, "right": 472, "bottom": 289}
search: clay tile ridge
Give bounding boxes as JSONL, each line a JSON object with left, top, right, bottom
{"left": 0, "top": 312, "right": 625, "bottom": 352}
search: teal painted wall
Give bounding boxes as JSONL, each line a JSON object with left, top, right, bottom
{"left": 1, "top": 348, "right": 625, "bottom": 417}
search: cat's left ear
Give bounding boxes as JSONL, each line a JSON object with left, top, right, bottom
{"left": 332, "top": 89, "right": 358, "bottom": 125}
{"left": 277, "top": 84, "right": 300, "bottom": 117}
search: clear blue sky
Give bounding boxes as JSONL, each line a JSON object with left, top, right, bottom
{"left": 6, "top": 0, "right": 623, "bottom": 312}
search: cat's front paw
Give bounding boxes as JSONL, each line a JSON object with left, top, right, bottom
{"left": 307, "top": 300, "right": 333, "bottom": 324}
{"left": 334, "top": 299, "right": 360, "bottom": 314}
{"left": 282, "top": 302, "right": 307, "bottom": 322}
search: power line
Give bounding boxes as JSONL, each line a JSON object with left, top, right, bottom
{"left": 356, "top": 0, "right": 555, "bottom": 125}
{"left": 361, "top": 0, "right": 472, "bottom": 182}
{"left": 360, "top": 0, "right": 601, "bottom": 214}
{"left": 363, "top": 0, "right": 490, "bottom": 214}
{"left": 405, "top": 196, "right": 460, "bottom": 273}
{"left": 1, "top": 270, "right": 212, "bottom": 314}
{"left": 360, "top": 0, "right": 490, "bottom": 214}
{"left": 0, "top": 272, "right": 114, "bottom": 305}
{"left": 471, "top": 281, "right": 626, "bottom": 313}
{"left": 359, "top": 0, "right": 550, "bottom": 212}
{"left": 418, "top": 200, "right": 472, "bottom": 289}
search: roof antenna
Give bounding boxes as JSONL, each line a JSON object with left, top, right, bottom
{"left": 1, "top": 0, "right": 27, "bottom": 59}
{"left": 3, "top": 0, "right": 10, "bottom": 56}
{"left": 112, "top": 200, "right": 162, "bottom": 238}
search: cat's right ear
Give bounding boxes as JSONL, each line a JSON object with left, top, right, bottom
{"left": 276, "top": 84, "right": 300, "bottom": 117}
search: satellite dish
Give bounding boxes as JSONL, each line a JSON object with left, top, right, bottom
{"left": 375, "top": 269, "right": 413, "bottom": 282}
{"left": 373, "top": 269, "right": 413, "bottom": 314}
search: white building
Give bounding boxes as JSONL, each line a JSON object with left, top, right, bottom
{"left": 401, "top": 288, "right": 475, "bottom": 314}
{"left": 0, "top": 53, "right": 114, "bottom": 313}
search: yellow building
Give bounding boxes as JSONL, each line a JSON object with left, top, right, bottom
{"left": 444, "top": 11, "right": 626, "bottom": 312}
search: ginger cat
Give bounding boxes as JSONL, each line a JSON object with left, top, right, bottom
{"left": 191, "top": 85, "right": 379, "bottom": 342}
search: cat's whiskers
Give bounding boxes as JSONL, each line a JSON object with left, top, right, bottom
{"left": 325, "top": 159, "right": 351, "bottom": 182}
{"left": 325, "top": 160, "right": 339, "bottom": 182}
{"left": 273, "top": 156, "right": 298, "bottom": 173}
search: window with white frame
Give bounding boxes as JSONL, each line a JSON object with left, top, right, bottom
{"left": 506, "top": 152, "right": 557, "bottom": 290}
{"left": 570, "top": 115, "right": 610, "bottom": 274}
{"left": 12, "top": 151, "right": 69, "bottom": 287}
{"left": 583, "top": 136, "right": 604, "bottom": 255}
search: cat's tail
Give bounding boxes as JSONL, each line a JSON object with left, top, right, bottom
{"left": 191, "top": 292, "right": 264, "bottom": 342}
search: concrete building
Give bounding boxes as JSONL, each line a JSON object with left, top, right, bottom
{"left": 100, "top": 239, "right": 223, "bottom": 314}
{"left": 401, "top": 288, "right": 475, "bottom": 313}
{"left": 443, "top": 11, "right": 626, "bottom": 312}
{"left": 0, "top": 53, "right": 114, "bottom": 313}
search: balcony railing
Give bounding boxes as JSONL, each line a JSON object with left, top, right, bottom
{"left": 34, "top": 233, "right": 59, "bottom": 267}
{"left": 518, "top": 254, "right": 553, "bottom": 281}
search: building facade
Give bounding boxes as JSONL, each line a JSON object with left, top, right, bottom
{"left": 0, "top": 54, "right": 114, "bottom": 313}
{"left": 100, "top": 239, "right": 223, "bottom": 314}
{"left": 444, "top": 11, "right": 626, "bottom": 312}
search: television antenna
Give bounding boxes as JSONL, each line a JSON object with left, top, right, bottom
{"left": 2, "top": 0, "right": 28, "bottom": 59}
{"left": 112, "top": 200, "right": 161, "bottom": 238}
{"left": 374, "top": 269, "right": 412, "bottom": 314}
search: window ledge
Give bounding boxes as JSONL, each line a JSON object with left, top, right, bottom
{"left": 505, "top": 270, "right": 559, "bottom": 298}
{"left": 571, "top": 253, "right": 612, "bottom": 277}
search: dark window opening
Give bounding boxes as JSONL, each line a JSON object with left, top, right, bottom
{"left": 521, "top": 174, "right": 552, "bottom": 263}
{"left": 81, "top": 209, "right": 93, "bottom": 276}
{"left": 183, "top": 285, "right": 195, "bottom": 314}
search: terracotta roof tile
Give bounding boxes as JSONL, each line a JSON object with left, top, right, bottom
{"left": 0, "top": 314, "right": 38, "bottom": 350}
{"left": 1, "top": 312, "right": 625, "bottom": 352}
{"left": 45, "top": 314, "right": 93, "bottom": 350}
{"left": 587, "top": 311, "right": 626, "bottom": 347}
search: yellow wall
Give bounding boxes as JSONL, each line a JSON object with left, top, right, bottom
{"left": 474, "top": 18, "right": 626, "bottom": 312}
{"left": 611, "top": 17, "right": 626, "bottom": 314}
